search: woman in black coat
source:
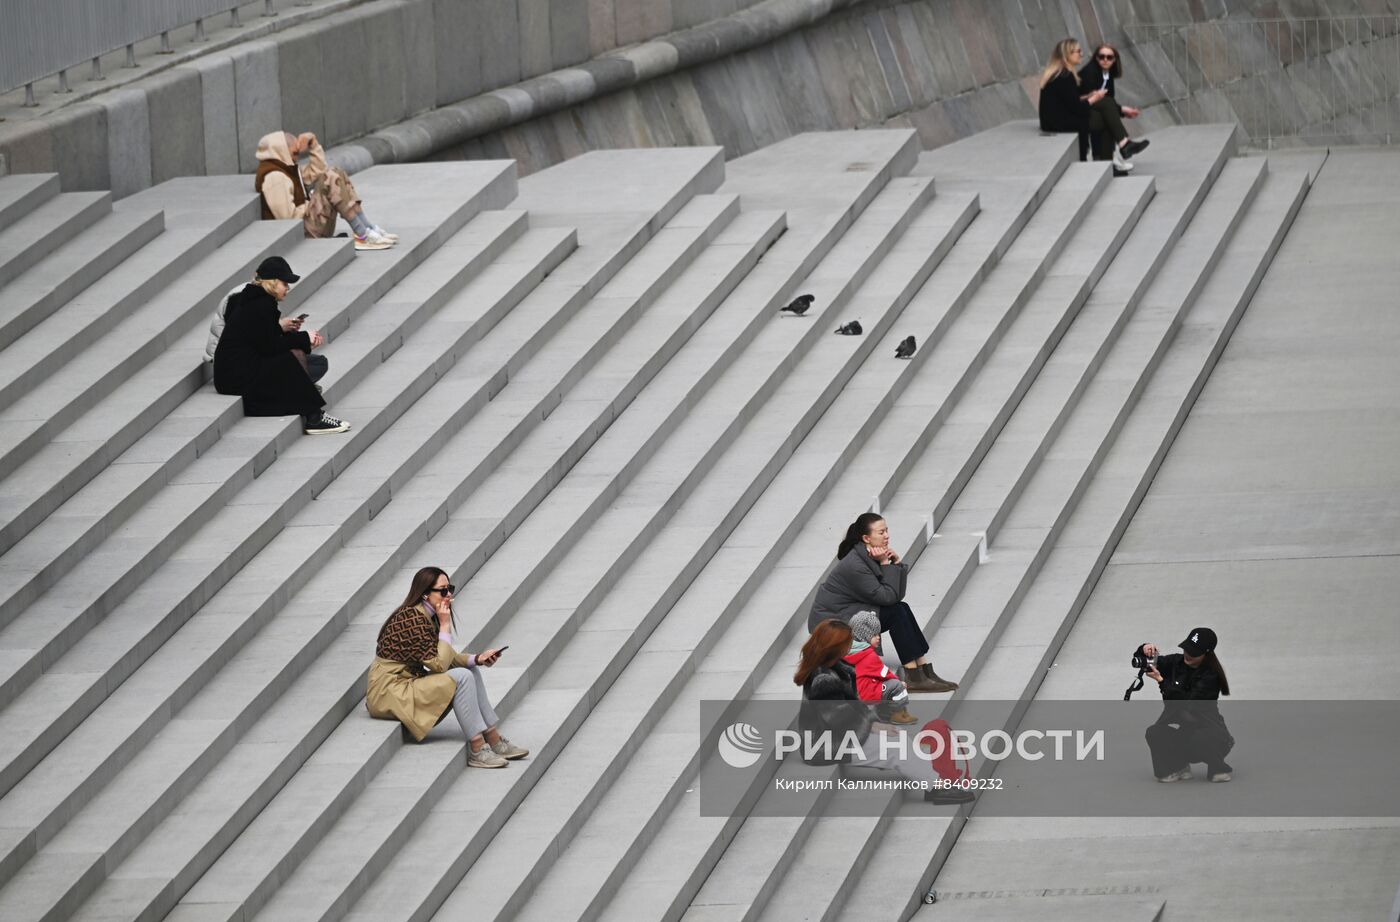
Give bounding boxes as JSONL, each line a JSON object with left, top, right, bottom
{"left": 213, "top": 256, "right": 350, "bottom": 434}
{"left": 1038, "top": 38, "right": 1147, "bottom": 173}
{"left": 808, "top": 513, "right": 959, "bottom": 693}
{"left": 1078, "top": 42, "right": 1142, "bottom": 161}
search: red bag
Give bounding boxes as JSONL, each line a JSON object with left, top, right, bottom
{"left": 916, "top": 718, "right": 971, "bottom": 783}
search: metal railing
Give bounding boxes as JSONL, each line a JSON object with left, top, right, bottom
{"left": 1127, "top": 16, "right": 1400, "bottom": 147}
{"left": 0, "top": 0, "right": 307, "bottom": 103}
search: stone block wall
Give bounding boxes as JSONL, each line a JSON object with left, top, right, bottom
{"left": 3, "top": 0, "right": 1398, "bottom": 195}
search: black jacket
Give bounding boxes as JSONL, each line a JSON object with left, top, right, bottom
{"left": 213, "top": 284, "right": 324, "bottom": 417}
{"left": 1038, "top": 69, "right": 1092, "bottom": 133}
{"left": 807, "top": 544, "right": 907, "bottom": 631}
{"left": 800, "top": 661, "right": 874, "bottom": 765}
{"left": 1134, "top": 646, "right": 1229, "bottom": 732}
{"left": 1078, "top": 62, "right": 1123, "bottom": 113}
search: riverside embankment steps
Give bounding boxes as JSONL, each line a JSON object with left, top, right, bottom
{"left": 0, "top": 121, "right": 1308, "bottom": 922}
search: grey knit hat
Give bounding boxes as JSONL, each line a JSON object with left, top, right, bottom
{"left": 849, "top": 611, "right": 881, "bottom": 644}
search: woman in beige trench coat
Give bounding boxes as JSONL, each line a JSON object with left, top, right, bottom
{"left": 366, "top": 566, "right": 527, "bottom": 768}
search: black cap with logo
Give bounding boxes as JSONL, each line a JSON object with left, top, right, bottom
{"left": 1179, "top": 627, "right": 1218, "bottom": 656}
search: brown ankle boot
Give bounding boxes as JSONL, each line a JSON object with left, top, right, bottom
{"left": 888, "top": 707, "right": 919, "bottom": 724}
{"left": 903, "top": 667, "right": 944, "bottom": 693}
{"left": 922, "top": 663, "right": 959, "bottom": 692}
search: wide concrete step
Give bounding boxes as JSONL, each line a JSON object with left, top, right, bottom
{"left": 231, "top": 142, "right": 946, "bottom": 922}
{"left": 163, "top": 133, "right": 925, "bottom": 922}
{"left": 0, "top": 153, "right": 731, "bottom": 920}
{"left": 768, "top": 143, "right": 1270, "bottom": 922}
{"left": 78, "top": 210, "right": 786, "bottom": 922}
{"left": 0, "top": 162, "right": 524, "bottom": 717}
{"left": 852, "top": 165, "right": 1310, "bottom": 922}
{"left": 737, "top": 129, "right": 1257, "bottom": 922}
{"left": 594, "top": 159, "right": 1146, "bottom": 922}
{"left": 0, "top": 214, "right": 577, "bottom": 901}
{"left": 0, "top": 207, "right": 166, "bottom": 351}
{"left": 679, "top": 169, "right": 1161, "bottom": 922}
{"left": 0, "top": 198, "right": 263, "bottom": 477}
{"left": 0, "top": 206, "right": 529, "bottom": 626}
{"left": 353, "top": 197, "right": 971, "bottom": 922}
{"left": 0, "top": 173, "right": 60, "bottom": 228}
{"left": 557, "top": 131, "right": 1080, "bottom": 922}
{"left": 428, "top": 142, "right": 1082, "bottom": 919}
{"left": 0, "top": 190, "right": 112, "bottom": 291}
{"left": 0, "top": 235, "right": 352, "bottom": 587}
{"left": 0, "top": 214, "right": 291, "bottom": 484}
{"left": 109, "top": 213, "right": 784, "bottom": 922}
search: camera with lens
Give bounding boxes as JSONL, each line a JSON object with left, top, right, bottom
{"left": 1124, "top": 648, "right": 1156, "bottom": 700}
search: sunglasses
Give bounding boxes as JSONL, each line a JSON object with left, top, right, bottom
{"left": 1097, "top": 53, "right": 1116, "bottom": 61}
{"left": 428, "top": 585, "right": 456, "bottom": 596}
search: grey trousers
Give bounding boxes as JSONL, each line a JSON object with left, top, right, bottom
{"left": 446, "top": 666, "right": 499, "bottom": 739}
{"left": 875, "top": 676, "right": 909, "bottom": 720}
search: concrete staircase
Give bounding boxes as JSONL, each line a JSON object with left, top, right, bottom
{"left": 0, "top": 120, "right": 1308, "bottom": 922}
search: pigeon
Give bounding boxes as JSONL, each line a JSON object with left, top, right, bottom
{"left": 835, "top": 320, "right": 863, "bottom": 336}
{"left": 894, "top": 335, "right": 917, "bottom": 359}
{"left": 780, "top": 293, "right": 815, "bottom": 316}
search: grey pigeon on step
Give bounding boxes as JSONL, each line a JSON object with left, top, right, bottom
{"left": 894, "top": 335, "right": 916, "bottom": 359}
{"left": 780, "top": 294, "right": 815, "bottom": 315}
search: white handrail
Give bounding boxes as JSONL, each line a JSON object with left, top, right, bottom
{"left": 1126, "top": 16, "right": 1400, "bottom": 147}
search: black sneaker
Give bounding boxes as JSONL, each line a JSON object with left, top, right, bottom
{"left": 1120, "top": 138, "right": 1150, "bottom": 159}
{"left": 303, "top": 414, "right": 351, "bottom": 435}
{"left": 924, "top": 786, "right": 976, "bottom": 805}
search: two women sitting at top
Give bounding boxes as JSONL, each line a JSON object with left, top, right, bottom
{"left": 1039, "top": 38, "right": 1148, "bottom": 175}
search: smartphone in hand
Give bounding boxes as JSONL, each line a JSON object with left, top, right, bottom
{"left": 295, "top": 313, "right": 309, "bottom": 321}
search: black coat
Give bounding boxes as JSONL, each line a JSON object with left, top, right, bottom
{"left": 213, "top": 284, "right": 324, "bottom": 417}
{"left": 1038, "top": 69, "right": 1092, "bottom": 133}
{"left": 1078, "top": 61, "right": 1123, "bottom": 113}
{"left": 800, "top": 661, "right": 874, "bottom": 765}
{"left": 807, "top": 544, "right": 908, "bottom": 631}
{"left": 1134, "top": 646, "right": 1230, "bottom": 733}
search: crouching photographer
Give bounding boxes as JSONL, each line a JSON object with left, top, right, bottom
{"left": 1133, "top": 627, "right": 1234, "bottom": 784}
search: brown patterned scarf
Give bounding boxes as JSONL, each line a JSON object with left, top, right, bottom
{"left": 376, "top": 603, "right": 437, "bottom": 666}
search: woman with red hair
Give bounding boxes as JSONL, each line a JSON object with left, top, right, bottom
{"left": 796, "top": 620, "right": 973, "bottom": 803}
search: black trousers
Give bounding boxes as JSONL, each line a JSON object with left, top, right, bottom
{"left": 877, "top": 602, "right": 930, "bottom": 664}
{"left": 1087, "top": 97, "right": 1129, "bottom": 146}
{"left": 1145, "top": 721, "right": 1234, "bottom": 776}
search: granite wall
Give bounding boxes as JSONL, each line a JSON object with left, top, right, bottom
{"left": 4, "top": 0, "right": 1399, "bottom": 194}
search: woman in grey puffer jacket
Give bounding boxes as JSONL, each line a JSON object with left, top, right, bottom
{"left": 809, "top": 513, "right": 959, "bottom": 693}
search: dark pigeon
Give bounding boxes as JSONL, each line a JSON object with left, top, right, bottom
{"left": 835, "top": 320, "right": 863, "bottom": 336}
{"left": 894, "top": 335, "right": 916, "bottom": 359}
{"left": 780, "top": 293, "right": 815, "bottom": 315}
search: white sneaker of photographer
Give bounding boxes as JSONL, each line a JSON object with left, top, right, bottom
{"left": 1156, "top": 767, "right": 1192, "bottom": 783}
{"left": 1209, "top": 770, "right": 1232, "bottom": 783}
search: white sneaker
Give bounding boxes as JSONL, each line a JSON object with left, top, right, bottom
{"left": 1210, "top": 771, "right": 1232, "bottom": 783}
{"left": 354, "top": 230, "right": 394, "bottom": 250}
{"left": 1111, "top": 147, "right": 1134, "bottom": 171}
{"left": 370, "top": 225, "right": 399, "bottom": 242}
{"left": 466, "top": 746, "right": 508, "bottom": 769}
{"left": 1156, "top": 767, "right": 1192, "bottom": 783}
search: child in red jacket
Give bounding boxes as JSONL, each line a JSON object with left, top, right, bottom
{"left": 843, "top": 611, "right": 916, "bottom": 724}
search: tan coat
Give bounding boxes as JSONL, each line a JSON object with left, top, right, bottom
{"left": 366, "top": 606, "right": 472, "bottom": 741}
